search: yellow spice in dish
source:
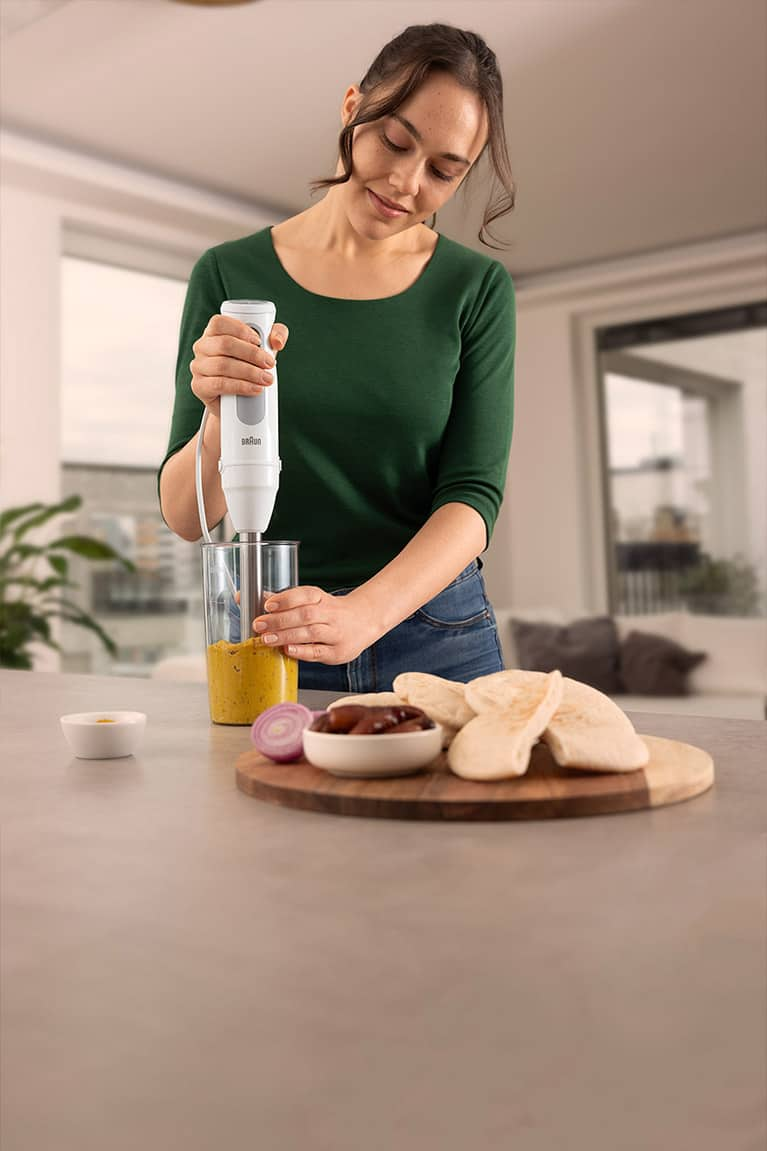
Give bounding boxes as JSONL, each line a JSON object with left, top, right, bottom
{"left": 206, "top": 637, "right": 298, "bottom": 725}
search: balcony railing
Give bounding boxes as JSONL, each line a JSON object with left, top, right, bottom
{"left": 615, "top": 541, "right": 701, "bottom": 614}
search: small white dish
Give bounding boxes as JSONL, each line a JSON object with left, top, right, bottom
{"left": 302, "top": 724, "right": 442, "bottom": 778}
{"left": 59, "top": 711, "right": 147, "bottom": 760}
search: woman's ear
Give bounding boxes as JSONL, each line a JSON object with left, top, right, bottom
{"left": 340, "top": 84, "right": 362, "bottom": 128}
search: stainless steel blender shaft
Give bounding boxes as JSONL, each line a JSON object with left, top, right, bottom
{"left": 239, "top": 532, "right": 263, "bottom": 641}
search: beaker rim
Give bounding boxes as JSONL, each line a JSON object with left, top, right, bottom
{"left": 201, "top": 539, "right": 300, "bottom": 549}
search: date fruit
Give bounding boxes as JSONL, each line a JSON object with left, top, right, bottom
{"left": 309, "top": 704, "right": 435, "bottom": 734}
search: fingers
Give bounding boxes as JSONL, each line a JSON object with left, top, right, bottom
{"left": 269, "top": 322, "right": 289, "bottom": 352}
{"left": 195, "top": 324, "right": 275, "bottom": 373}
{"left": 190, "top": 314, "right": 279, "bottom": 404}
{"left": 253, "top": 586, "right": 335, "bottom": 661}
{"left": 194, "top": 354, "right": 274, "bottom": 391}
{"left": 255, "top": 608, "right": 329, "bottom": 643}
{"left": 200, "top": 314, "right": 288, "bottom": 359}
{"left": 262, "top": 587, "right": 324, "bottom": 615}
{"left": 283, "top": 643, "right": 339, "bottom": 663}
{"left": 259, "top": 623, "right": 332, "bottom": 649}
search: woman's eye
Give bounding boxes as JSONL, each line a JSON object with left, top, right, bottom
{"left": 381, "top": 132, "right": 456, "bottom": 182}
{"left": 381, "top": 133, "right": 407, "bottom": 153}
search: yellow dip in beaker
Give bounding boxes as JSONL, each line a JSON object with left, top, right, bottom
{"left": 206, "top": 637, "right": 298, "bottom": 725}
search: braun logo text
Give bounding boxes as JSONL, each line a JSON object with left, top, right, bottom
{"left": 241, "top": 436, "right": 262, "bottom": 446}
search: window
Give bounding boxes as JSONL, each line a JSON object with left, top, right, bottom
{"left": 598, "top": 302, "right": 767, "bottom": 617}
{"left": 59, "top": 252, "right": 204, "bottom": 675}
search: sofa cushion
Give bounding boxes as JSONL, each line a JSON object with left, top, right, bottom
{"left": 510, "top": 615, "right": 623, "bottom": 693}
{"left": 614, "top": 611, "right": 684, "bottom": 645}
{"left": 619, "top": 630, "right": 707, "bottom": 696}
{"left": 492, "top": 607, "right": 567, "bottom": 668}
{"left": 679, "top": 614, "right": 767, "bottom": 695}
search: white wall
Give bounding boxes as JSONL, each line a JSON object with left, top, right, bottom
{"left": 0, "top": 129, "right": 274, "bottom": 512}
{"left": 2, "top": 129, "right": 766, "bottom": 649}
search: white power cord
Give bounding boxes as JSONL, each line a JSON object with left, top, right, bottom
{"left": 195, "top": 407, "right": 214, "bottom": 545}
{"left": 195, "top": 407, "right": 237, "bottom": 598}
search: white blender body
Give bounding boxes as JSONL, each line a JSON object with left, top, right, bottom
{"left": 219, "top": 300, "right": 281, "bottom": 537}
{"left": 194, "top": 300, "right": 282, "bottom": 640}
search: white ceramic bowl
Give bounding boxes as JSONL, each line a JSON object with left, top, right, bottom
{"left": 302, "top": 723, "right": 442, "bottom": 778}
{"left": 59, "top": 711, "right": 147, "bottom": 760}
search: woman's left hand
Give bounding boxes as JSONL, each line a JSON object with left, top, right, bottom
{"left": 252, "top": 587, "right": 379, "bottom": 664}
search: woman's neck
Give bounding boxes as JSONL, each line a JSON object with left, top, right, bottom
{"left": 283, "top": 191, "right": 425, "bottom": 262}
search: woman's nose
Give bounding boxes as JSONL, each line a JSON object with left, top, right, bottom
{"left": 389, "top": 157, "right": 421, "bottom": 198}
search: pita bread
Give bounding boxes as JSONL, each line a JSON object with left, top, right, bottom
{"left": 466, "top": 668, "right": 648, "bottom": 772}
{"left": 329, "top": 692, "right": 404, "bottom": 710}
{"left": 447, "top": 670, "right": 563, "bottom": 780}
{"left": 544, "top": 677, "right": 649, "bottom": 771}
{"left": 392, "top": 672, "right": 475, "bottom": 730}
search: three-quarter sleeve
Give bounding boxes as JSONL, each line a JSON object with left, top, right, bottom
{"left": 430, "top": 260, "right": 516, "bottom": 546}
{"left": 157, "top": 248, "right": 227, "bottom": 486}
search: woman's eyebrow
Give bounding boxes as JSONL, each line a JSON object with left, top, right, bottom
{"left": 391, "top": 113, "right": 471, "bottom": 166}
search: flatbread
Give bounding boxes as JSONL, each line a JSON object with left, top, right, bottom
{"left": 447, "top": 670, "right": 563, "bottom": 780}
{"left": 329, "top": 692, "right": 404, "bottom": 710}
{"left": 544, "top": 676, "right": 649, "bottom": 771}
{"left": 466, "top": 669, "right": 648, "bottom": 772}
{"left": 392, "top": 672, "right": 475, "bottom": 731}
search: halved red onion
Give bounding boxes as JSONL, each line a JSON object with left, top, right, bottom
{"left": 250, "top": 702, "right": 315, "bottom": 763}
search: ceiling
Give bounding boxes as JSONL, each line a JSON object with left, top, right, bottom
{"left": 1, "top": 0, "right": 765, "bottom": 276}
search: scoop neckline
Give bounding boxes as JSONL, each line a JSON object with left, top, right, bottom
{"left": 266, "top": 225, "right": 443, "bottom": 303}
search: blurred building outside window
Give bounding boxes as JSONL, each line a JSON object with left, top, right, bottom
{"left": 59, "top": 252, "right": 212, "bottom": 676}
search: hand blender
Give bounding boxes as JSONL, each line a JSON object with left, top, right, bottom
{"left": 195, "top": 300, "right": 281, "bottom": 639}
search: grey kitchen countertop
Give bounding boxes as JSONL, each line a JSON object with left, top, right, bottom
{"left": 1, "top": 669, "right": 765, "bottom": 1151}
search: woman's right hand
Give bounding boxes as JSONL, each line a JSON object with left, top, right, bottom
{"left": 190, "top": 314, "right": 289, "bottom": 414}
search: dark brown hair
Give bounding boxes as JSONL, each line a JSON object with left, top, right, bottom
{"left": 311, "top": 23, "right": 516, "bottom": 249}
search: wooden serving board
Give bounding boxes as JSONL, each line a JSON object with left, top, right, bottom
{"left": 235, "top": 734, "right": 714, "bottom": 821}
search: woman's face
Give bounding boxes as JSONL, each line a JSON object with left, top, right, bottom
{"left": 338, "top": 71, "right": 488, "bottom": 239}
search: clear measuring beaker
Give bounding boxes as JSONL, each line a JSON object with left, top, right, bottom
{"left": 202, "top": 540, "right": 299, "bottom": 725}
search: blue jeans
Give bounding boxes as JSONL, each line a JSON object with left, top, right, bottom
{"left": 298, "top": 559, "right": 504, "bottom": 693}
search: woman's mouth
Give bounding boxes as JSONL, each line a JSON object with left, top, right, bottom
{"left": 367, "top": 189, "right": 409, "bottom": 219}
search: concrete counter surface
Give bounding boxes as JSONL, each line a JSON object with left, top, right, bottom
{"left": 1, "top": 670, "right": 765, "bottom": 1151}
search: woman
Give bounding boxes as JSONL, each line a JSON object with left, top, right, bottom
{"left": 159, "top": 22, "right": 516, "bottom": 692}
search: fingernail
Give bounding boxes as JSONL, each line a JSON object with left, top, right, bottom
{"left": 263, "top": 633, "right": 278, "bottom": 644}
{"left": 254, "top": 621, "right": 267, "bottom": 632}
{"left": 264, "top": 355, "right": 275, "bottom": 367}
{"left": 265, "top": 601, "right": 278, "bottom": 612}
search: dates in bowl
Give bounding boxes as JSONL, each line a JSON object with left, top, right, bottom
{"left": 304, "top": 704, "right": 442, "bottom": 778}
{"left": 310, "top": 704, "right": 435, "bottom": 736}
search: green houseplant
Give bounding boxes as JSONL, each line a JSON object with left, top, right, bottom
{"left": 678, "top": 552, "right": 762, "bottom": 617}
{"left": 0, "top": 495, "right": 135, "bottom": 670}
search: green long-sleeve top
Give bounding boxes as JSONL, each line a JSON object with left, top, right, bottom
{"left": 160, "top": 226, "right": 515, "bottom": 590}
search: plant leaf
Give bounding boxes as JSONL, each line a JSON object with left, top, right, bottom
{"left": 0, "top": 503, "right": 46, "bottom": 539}
{"left": 0, "top": 602, "right": 60, "bottom": 667}
{"left": 55, "top": 608, "right": 118, "bottom": 656}
{"left": 3, "top": 575, "right": 76, "bottom": 593}
{"left": 12, "top": 495, "right": 82, "bottom": 543}
{"left": 0, "top": 543, "right": 44, "bottom": 575}
{"left": 47, "top": 535, "right": 136, "bottom": 571}
{"left": 48, "top": 554, "right": 69, "bottom": 578}
{"left": 0, "top": 646, "right": 34, "bottom": 670}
